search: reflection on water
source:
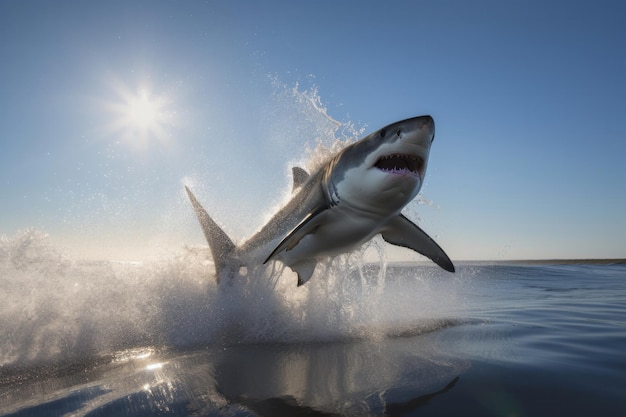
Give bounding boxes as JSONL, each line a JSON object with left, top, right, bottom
{"left": 213, "top": 336, "right": 466, "bottom": 415}
{"left": 1, "top": 330, "right": 468, "bottom": 416}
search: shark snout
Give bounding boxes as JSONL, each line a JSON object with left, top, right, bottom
{"left": 385, "top": 115, "right": 434, "bottom": 143}
{"left": 411, "top": 115, "right": 435, "bottom": 139}
{"left": 390, "top": 115, "right": 435, "bottom": 146}
{"left": 417, "top": 115, "right": 434, "bottom": 129}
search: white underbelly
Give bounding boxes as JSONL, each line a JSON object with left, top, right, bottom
{"left": 279, "top": 209, "right": 385, "bottom": 266}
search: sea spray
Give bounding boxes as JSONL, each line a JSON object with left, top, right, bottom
{"left": 0, "top": 229, "right": 465, "bottom": 370}
{"left": 0, "top": 230, "right": 152, "bottom": 367}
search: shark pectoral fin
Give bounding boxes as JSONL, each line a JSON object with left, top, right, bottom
{"left": 263, "top": 207, "right": 329, "bottom": 264}
{"left": 291, "top": 167, "right": 310, "bottom": 191}
{"left": 291, "top": 259, "right": 317, "bottom": 286}
{"left": 381, "top": 214, "right": 455, "bottom": 273}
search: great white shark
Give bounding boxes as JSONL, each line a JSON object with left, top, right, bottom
{"left": 185, "top": 115, "right": 454, "bottom": 286}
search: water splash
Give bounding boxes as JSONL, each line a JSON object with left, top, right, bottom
{"left": 0, "top": 229, "right": 465, "bottom": 369}
{"left": 264, "top": 78, "right": 364, "bottom": 173}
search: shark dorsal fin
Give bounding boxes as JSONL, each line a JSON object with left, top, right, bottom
{"left": 291, "top": 167, "right": 310, "bottom": 191}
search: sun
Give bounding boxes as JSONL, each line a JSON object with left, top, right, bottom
{"left": 118, "top": 88, "right": 171, "bottom": 146}
{"left": 127, "top": 91, "right": 160, "bottom": 130}
{"left": 101, "top": 79, "right": 177, "bottom": 150}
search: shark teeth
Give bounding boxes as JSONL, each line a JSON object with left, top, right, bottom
{"left": 374, "top": 154, "right": 423, "bottom": 175}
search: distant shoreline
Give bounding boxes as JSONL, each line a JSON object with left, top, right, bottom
{"left": 455, "top": 259, "right": 626, "bottom": 266}
{"left": 387, "top": 259, "right": 626, "bottom": 267}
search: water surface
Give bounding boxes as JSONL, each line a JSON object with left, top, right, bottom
{"left": 1, "top": 233, "right": 625, "bottom": 415}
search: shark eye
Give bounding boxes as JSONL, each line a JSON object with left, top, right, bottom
{"left": 379, "top": 129, "right": 386, "bottom": 138}
{"left": 396, "top": 129, "right": 402, "bottom": 137}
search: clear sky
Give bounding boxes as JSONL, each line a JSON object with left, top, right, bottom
{"left": 1, "top": 0, "right": 625, "bottom": 261}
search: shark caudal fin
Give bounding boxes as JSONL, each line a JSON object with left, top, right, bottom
{"left": 185, "top": 186, "right": 236, "bottom": 284}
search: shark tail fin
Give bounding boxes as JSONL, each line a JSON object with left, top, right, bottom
{"left": 185, "top": 186, "right": 236, "bottom": 284}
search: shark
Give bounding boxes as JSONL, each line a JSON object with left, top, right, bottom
{"left": 185, "top": 115, "right": 454, "bottom": 286}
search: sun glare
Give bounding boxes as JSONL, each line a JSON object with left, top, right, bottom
{"left": 102, "top": 79, "right": 178, "bottom": 150}
{"left": 128, "top": 91, "right": 160, "bottom": 130}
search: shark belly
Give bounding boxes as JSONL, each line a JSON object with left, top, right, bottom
{"left": 277, "top": 205, "right": 386, "bottom": 267}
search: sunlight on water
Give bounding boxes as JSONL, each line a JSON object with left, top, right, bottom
{"left": 112, "top": 347, "right": 155, "bottom": 363}
{"left": 145, "top": 363, "right": 165, "bottom": 371}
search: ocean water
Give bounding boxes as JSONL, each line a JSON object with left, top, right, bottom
{"left": 1, "top": 231, "right": 625, "bottom": 416}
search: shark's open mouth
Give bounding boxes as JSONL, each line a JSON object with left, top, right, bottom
{"left": 375, "top": 154, "right": 423, "bottom": 176}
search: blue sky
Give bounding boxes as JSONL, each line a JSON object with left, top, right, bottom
{"left": 1, "top": 0, "right": 624, "bottom": 261}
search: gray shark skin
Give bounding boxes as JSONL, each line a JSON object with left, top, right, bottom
{"left": 186, "top": 115, "right": 454, "bottom": 286}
